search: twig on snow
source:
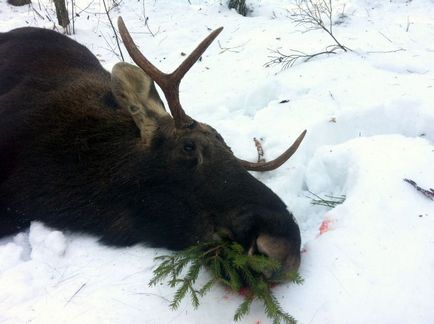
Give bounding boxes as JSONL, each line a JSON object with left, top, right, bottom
{"left": 265, "top": 47, "right": 338, "bottom": 69}
{"left": 141, "top": 1, "right": 160, "bottom": 37}
{"left": 267, "top": 0, "right": 350, "bottom": 70}
{"left": 404, "top": 179, "right": 434, "bottom": 201}
{"left": 217, "top": 40, "right": 249, "bottom": 54}
{"left": 253, "top": 138, "right": 265, "bottom": 163}
{"left": 290, "top": 0, "right": 350, "bottom": 52}
{"left": 65, "top": 283, "right": 87, "bottom": 306}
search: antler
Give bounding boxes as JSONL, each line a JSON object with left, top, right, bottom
{"left": 118, "top": 17, "right": 223, "bottom": 129}
{"left": 118, "top": 17, "right": 305, "bottom": 171}
{"left": 238, "top": 130, "right": 307, "bottom": 172}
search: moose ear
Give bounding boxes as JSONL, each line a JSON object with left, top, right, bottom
{"left": 111, "top": 62, "right": 168, "bottom": 140}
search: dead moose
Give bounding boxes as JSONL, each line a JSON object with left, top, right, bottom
{"left": 0, "top": 18, "right": 306, "bottom": 279}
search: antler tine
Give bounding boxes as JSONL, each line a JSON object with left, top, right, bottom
{"left": 117, "top": 17, "right": 223, "bottom": 129}
{"left": 171, "top": 27, "right": 223, "bottom": 83}
{"left": 238, "top": 130, "right": 307, "bottom": 172}
{"left": 117, "top": 17, "right": 191, "bottom": 125}
{"left": 117, "top": 17, "right": 165, "bottom": 86}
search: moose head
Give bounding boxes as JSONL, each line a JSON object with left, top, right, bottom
{"left": 114, "top": 18, "right": 306, "bottom": 277}
{"left": 0, "top": 18, "right": 306, "bottom": 280}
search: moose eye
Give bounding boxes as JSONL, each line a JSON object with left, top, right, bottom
{"left": 183, "top": 140, "right": 196, "bottom": 152}
{"left": 128, "top": 105, "right": 140, "bottom": 114}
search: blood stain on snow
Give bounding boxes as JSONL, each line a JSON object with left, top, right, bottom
{"left": 319, "top": 218, "right": 333, "bottom": 235}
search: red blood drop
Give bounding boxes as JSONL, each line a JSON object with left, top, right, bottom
{"left": 319, "top": 219, "right": 331, "bottom": 235}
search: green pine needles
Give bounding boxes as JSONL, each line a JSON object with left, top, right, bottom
{"left": 307, "top": 190, "right": 346, "bottom": 208}
{"left": 149, "top": 239, "right": 303, "bottom": 323}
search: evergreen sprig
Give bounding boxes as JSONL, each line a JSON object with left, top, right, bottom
{"left": 149, "top": 239, "right": 303, "bottom": 323}
{"left": 307, "top": 190, "right": 346, "bottom": 208}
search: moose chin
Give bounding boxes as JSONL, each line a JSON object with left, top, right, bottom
{"left": 0, "top": 17, "right": 306, "bottom": 281}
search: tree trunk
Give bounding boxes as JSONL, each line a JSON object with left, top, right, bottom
{"left": 53, "top": 0, "right": 70, "bottom": 32}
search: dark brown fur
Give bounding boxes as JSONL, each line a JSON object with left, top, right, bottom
{"left": 0, "top": 27, "right": 301, "bottom": 275}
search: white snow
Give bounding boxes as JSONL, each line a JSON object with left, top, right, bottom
{"left": 1, "top": 0, "right": 434, "bottom": 323}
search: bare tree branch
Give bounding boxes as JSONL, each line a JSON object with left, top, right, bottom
{"left": 267, "top": 0, "right": 350, "bottom": 70}
{"left": 290, "top": 0, "right": 349, "bottom": 52}
{"left": 404, "top": 179, "right": 434, "bottom": 201}
{"left": 102, "top": 0, "right": 124, "bottom": 61}
{"left": 253, "top": 138, "right": 265, "bottom": 163}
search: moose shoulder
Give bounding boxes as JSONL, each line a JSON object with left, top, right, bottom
{"left": 0, "top": 18, "right": 306, "bottom": 279}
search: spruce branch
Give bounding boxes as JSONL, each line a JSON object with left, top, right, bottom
{"left": 149, "top": 238, "right": 303, "bottom": 323}
{"left": 234, "top": 294, "right": 254, "bottom": 321}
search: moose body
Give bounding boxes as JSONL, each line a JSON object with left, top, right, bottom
{"left": 0, "top": 22, "right": 304, "bottom": 277}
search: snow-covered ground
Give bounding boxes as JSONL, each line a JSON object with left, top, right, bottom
{"left": 1, "top": 0, "right": 434, "bottom": 323}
